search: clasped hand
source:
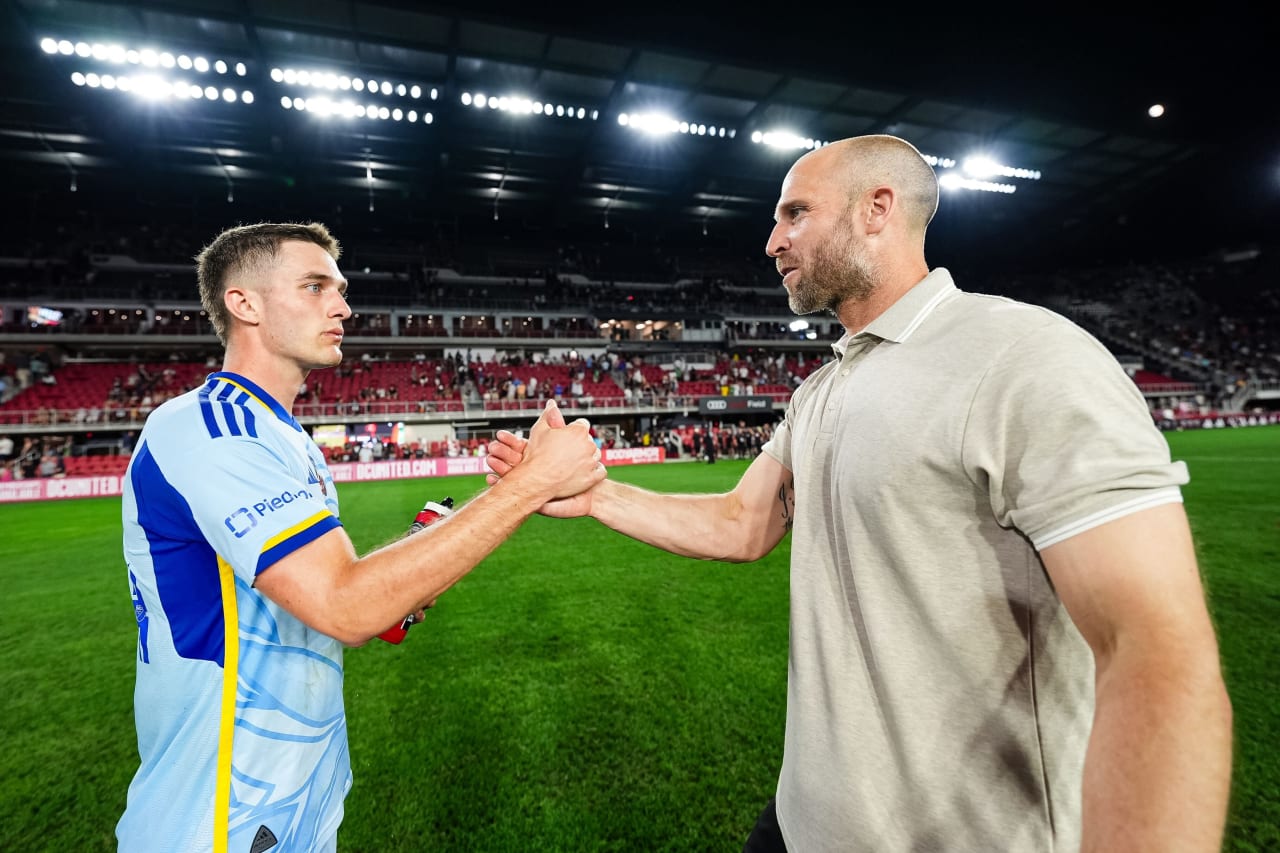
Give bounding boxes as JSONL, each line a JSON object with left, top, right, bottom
{"left": 486, "top": 400, "right": 604, "bottom": 517}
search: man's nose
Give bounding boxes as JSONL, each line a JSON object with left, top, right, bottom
{"left": 765, "top": 223, "right": 788, "bottom": 257}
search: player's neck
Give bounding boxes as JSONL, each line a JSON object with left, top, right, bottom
{"left": 221, "top": 346, "right": 304, "bottom": 414}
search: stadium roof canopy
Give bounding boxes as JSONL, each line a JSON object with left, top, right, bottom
{"left": 2, "top": 1, "right": 1274, "bottom": 271}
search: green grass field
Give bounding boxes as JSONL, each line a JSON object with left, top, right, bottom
{"left": 0, "top": 426, "right": 1276, "bottom": 851}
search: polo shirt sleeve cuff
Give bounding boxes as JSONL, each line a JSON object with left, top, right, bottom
{"left": 1030, "top": 486, "right": 1184, "bottom": 551}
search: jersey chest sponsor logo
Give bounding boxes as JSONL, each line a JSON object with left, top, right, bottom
{"left": 223, "top": 488, "right": 314, "bottom": 537}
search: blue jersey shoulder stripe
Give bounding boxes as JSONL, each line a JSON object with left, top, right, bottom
{"left": 197, "top": 378, "right": 267, "bottom": 440}
{"left": 215, "top": 382, "right": 244, "bottom": 437}
{"left": 130, "top": 441, "right": 227, "bottom": 666}
{"left": 198, "top": 382, "right": 223, "bottom": 438}
{"left": 256, "top": 515, "right": 343, "bottom": 576}
{"left": 234, "top": 390, "right": 258, "bottom": 438}
{"left": 210, "top": 371, "right": 304, "bottom": 433}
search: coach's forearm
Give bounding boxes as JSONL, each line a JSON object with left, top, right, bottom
{"left": 588, "top": 479, "right": 770, "bottom": 562}
{"left": 1081, "top": 644, "right": 1233, "bottom": 852}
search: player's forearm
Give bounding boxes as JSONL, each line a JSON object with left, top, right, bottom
{"left": 588, "top": 479, "right": 772, "bottom": 561}
{"left": 334, "top": 472, "right": 553, "bottom": 642}
{"left": 1081, "top": 644, "right": 1232, "bottom": 852}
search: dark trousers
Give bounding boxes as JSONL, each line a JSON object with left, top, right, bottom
{"left": 743, "top": 798, "right": 787, "bottom": 853}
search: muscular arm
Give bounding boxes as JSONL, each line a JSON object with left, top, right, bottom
{"left": 1040, "top": 502, "right": 1232, "bottom": 852}
{"left": 587, "top": 451, "right": 794, "bottom": 562}
{"left": 255, "top": 403, "right": 605, "bottom": 645}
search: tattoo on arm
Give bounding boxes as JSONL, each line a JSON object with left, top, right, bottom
{"left": 778, "top": 479, "right": 795, "bottom": 531}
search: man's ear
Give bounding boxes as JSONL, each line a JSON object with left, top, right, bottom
{"left": 224, "top": 285, "right": 261, "bottom": 327}
{"left": 865, "top": 186, "right": 894, "bottom": 236}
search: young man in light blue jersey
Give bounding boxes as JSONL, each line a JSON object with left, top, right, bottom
{"left": 118, "top": 222, "right": 607, "bottom": 853}
{"left": 486, "top": 136, "right": 1233, "bottom": 852}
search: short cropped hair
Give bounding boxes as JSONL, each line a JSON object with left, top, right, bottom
{"left": 195, "top": 222, "right": 341, "bottom": 344}
{"left": 834, "top": 135, "right": 940, "bottom": 237}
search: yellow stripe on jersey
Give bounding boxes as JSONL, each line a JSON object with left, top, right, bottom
{"left": 261, "top": 511, "right": 333, "bottom": 554}
{"left": 213, "top": 555, "right": 240, "bottom": 853}
{"left": 215, "top": 377, "right": 270, "bottom": 411}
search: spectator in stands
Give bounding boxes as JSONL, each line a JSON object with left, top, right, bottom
{"left": 117, "top": 221, "right": 605, "bottom": 852}
{"left": 36, "top": 451, "right": 65, "bottom": 478}
{"left": 486, "top": 135, "right": 1231, "bottom": 852}
{"left": 0, "top": 433, "right": 12, "bottom": 460}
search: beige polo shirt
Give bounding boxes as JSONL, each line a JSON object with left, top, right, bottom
{"left": 761, "top": 268, "right": 1187, "bottom": 852}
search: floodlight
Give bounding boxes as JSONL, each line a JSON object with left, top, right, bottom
{"left": 214, "top": 60, "right": 227, "bottom": 74}
{"left": 235, "top": 62, "right": 246, "bottom": 76}
{"left": 241, "top": 91, "right": 253, "bottom": 104}
{"left": 41, "top": 38, "right": 57, "bottom": 54}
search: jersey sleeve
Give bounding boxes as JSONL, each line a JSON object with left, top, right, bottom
{"left": 961, "top": 318, "right": 1188, "bottom": 550}
{"left": 162, "top": 435, "right": 342, "bottom": 583}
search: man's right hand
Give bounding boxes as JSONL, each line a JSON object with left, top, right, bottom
{"left": 500, "top": 400, "right": 606, "bottom": 508}
{"left": 486, "top": 402, "right": 602, "bottom": 518}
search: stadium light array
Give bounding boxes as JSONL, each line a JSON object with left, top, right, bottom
{"left": 618, "top": 113, "right": 733, "bottom": 138}
{"left": 460, "top": 92, "right": 597, "bottom": 121}
{"left": 276, "top": 94, "right": 433, "bottom": 124}
{"left": 269, "top": 67, "right": 436, "bottom": 101}
{"left": 960, "top": 156, "right": 1041, "bottom": 181}
{"left": 39, "top": 37, "right": 248, "bottom": 76}
{"left": 750, "top": 130, "right": 826, "bottom": 150}
{"left": 69, "top": 71, "right": 254, "bottom": 104}
{"left": 938, "top": 173, "right": 1018, "bottom": 194}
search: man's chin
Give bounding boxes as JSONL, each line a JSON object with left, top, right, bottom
{"left": 308, "top": 348, "right": 343, "bottom": 369}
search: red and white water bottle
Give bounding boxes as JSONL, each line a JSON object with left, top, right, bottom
{"left": 378, "top": 496, "right": 455, "bottom": 644}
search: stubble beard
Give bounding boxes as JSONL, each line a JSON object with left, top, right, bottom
{"left": 786, "top": 232, "right": 878, "bottom": 317}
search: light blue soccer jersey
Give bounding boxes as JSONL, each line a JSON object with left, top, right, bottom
{"left": 118, "top": 371, "right": 349, "bottom": 853}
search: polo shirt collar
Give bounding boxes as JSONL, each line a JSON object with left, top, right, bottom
{"left": 831, "top": 268, "right": 958, "bottom": 356}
